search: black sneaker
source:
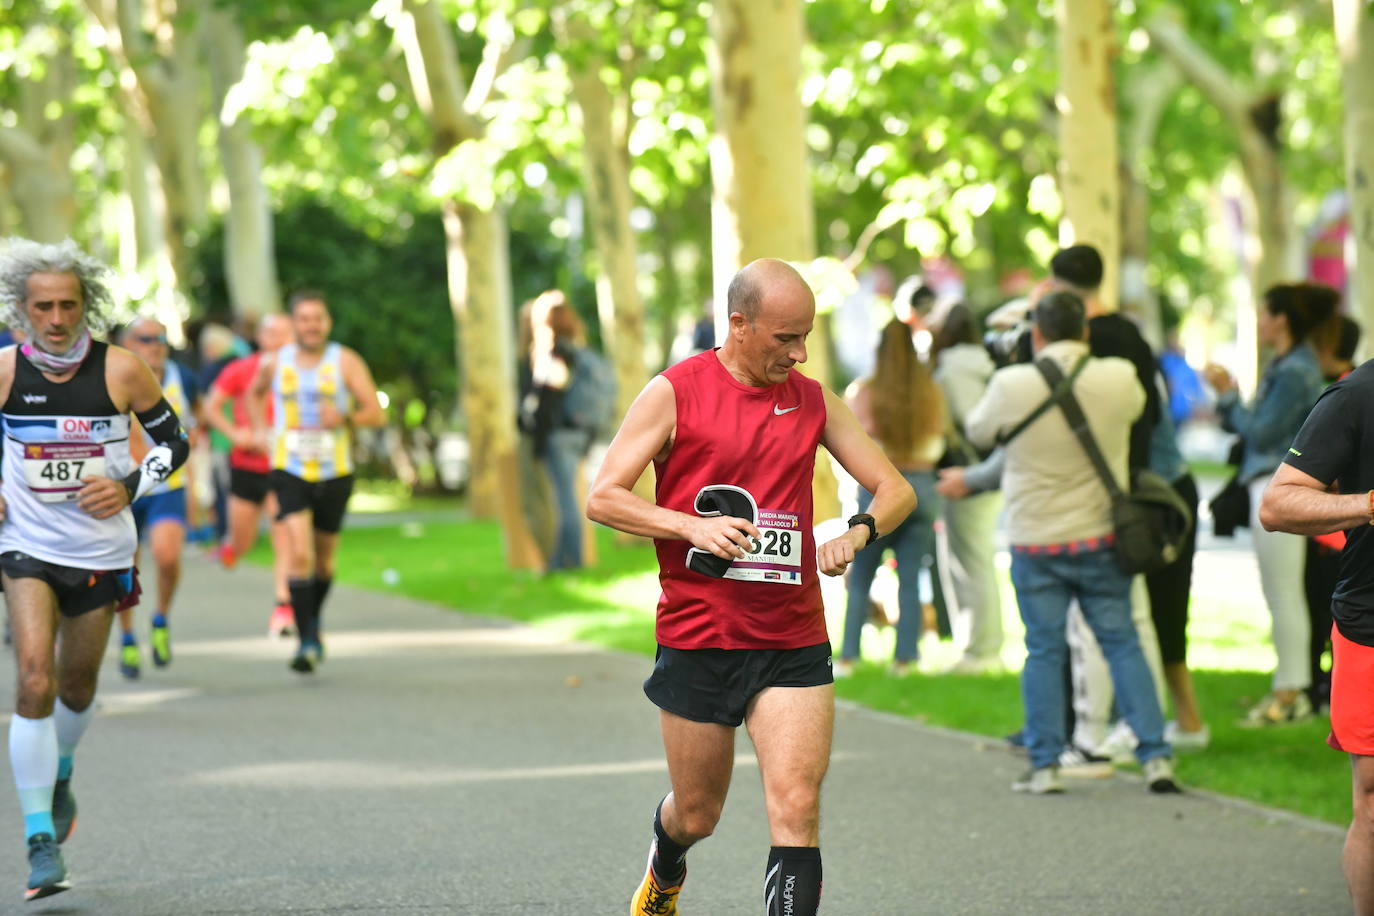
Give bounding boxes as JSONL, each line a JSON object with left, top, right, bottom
{"left": 25, "top": 833, "right": 70, "bottom": 901}
{"left": 52, "top": 778, "right": 77, "bottom": 844}
{"left": 289, "top": 643, "right": 321, "bottom": 674}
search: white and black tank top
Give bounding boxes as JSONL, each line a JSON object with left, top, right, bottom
{"left": 0, "top": 342, "right": 137, "bottom": 570}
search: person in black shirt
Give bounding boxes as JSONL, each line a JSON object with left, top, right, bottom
{"left": 1260, "top": 359, "right": 1374, "bottom": 913}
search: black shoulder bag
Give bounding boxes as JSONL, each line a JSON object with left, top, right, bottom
{"left": 1036, "top": 358, "right": 1194, "bottom": 575}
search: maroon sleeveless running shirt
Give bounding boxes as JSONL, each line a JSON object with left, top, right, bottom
{"left": 653, "top": 350, "right": 829, "bottom": 649}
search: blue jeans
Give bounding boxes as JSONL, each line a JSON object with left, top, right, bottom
{"left": 1010, "top": 547, "right": 1169, "bottom": 770}
{"left": 543, "top": 429, "right": 587, "bottom": 571}
{"left": 841, "top": 471, "right": 941, "bottom": 663}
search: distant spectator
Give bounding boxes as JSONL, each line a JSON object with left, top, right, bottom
{"left": 516, "top": 300, "right": 556, "bottom": 562}
{"left": 528, "top": 290, "right": 591, "bottom": 573}
{"left": 930, "top": 303, "right": 1004, "bottom": 673}
{"left": 1205, "top": 282, "right": 1341, "bottom": 725}
{"left": 966, "top": 291, "right": 1177, "bottom": 795}
{"left": 837, "top": 320, "right": 946, "bottom": 676}
{"left": 1158, "top": 328, "right": 1207, "bottom": 427}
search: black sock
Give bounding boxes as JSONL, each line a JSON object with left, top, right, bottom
{"left": 765, "top": 846, "right": 822, "bottom": 916}
{"left": 312, "top": 576, "right": 333, "bottom": 634}
{"left": 651, "top": 798, "right": 691, "bottom": 884}
{"left": 289, "top": 578, "right": 317, "bottom": 646}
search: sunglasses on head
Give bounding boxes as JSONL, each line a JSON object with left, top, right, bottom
{"left": 134, "top": 334, "right": 167, "bottom": 345}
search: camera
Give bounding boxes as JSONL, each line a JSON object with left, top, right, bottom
{"left": 983, "top": 323, "right": 1032, "bottom": 368}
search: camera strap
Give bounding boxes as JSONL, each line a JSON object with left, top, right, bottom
{"left": 1035, "top": 355, "right": 1124, "bottom": 499}
{"left": 996, "top": 353, "right": 1090, "bottom": 447}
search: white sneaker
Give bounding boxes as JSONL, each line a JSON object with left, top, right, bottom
{"left": 946, "top": 655, "right": 1005, "bottom": 675}
{"left": 1143, "top": 756, "right": 1182, "bottom": 794}
{"left": 1012, "top": 766, "right": 1064, "bottom": 795}
{"left": 1240, "top": 692, "right": 1314, "bottom": 727}
{"left": 1164, "top": 720, "right": 1211, "bottom": 751}
{"left": 1093, "top": 721, "right": 1139, "bottom": 764}
{"left": 833, "top": 659, "right": 855, "bottom": 679}
{"left": 1057, "top": 745, "right": 1114, "bottom": 778}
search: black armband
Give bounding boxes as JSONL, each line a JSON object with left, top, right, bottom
{"left": 120, "top": 398, "right": 190, "bottom": 502}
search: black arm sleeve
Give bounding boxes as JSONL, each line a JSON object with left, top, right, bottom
{"left": 120, "top": 397, "right": 191, "bottom": 501}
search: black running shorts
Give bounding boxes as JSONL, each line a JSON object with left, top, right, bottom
{"left": 269, "top": 471, "right": 354, "bottom": 534}
{"left": 0, "top": 551, "right": 130, "bottom": 616}
{"left": 643, "top": 641, "right": 834, "bottom": 727}
{"left": 229, "top": 467, "right": 271, "bottom": 505}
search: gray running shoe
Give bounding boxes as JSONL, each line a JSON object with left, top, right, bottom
{"left": 25, "top": 833, "right": 70, "bottom": 901}
{"left": 1012, "top": 766, "right": 1064, "bottom": 795}
{"left": 52, "top": 778, "right": 76, "bottom": 844}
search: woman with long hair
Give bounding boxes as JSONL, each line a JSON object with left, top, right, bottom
{"left": 529, "top": 290, "right": 588, "bottom": 572}
{"left": 1206, "top": 282, "right": 1341, "bottom": 724}
{"left": 838, "top": 320, "right": 947, "bottom": 674}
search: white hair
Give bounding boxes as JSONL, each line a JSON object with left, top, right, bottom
{"left": 0, "top": 238, "right": 116, "bottom": 335}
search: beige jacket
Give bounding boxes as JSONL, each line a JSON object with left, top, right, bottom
{"left": 964, "top": 340, "right": 1144, "bottom": 546}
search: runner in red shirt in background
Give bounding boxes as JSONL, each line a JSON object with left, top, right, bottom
{"left": 202, "top": 314, "right": 294, "bottom": 636}
{"left": 589, "top": 259, "right": 916, "bottom": 916}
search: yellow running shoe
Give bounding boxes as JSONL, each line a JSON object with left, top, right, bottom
{"left": 119, "top": 642, "right": 140, "bottom": 680}
{"left": 631, "top": 849, "right": 684, "bottom": 915}
{"left": 151, "top": 621, "right": 171, "bottom": 667}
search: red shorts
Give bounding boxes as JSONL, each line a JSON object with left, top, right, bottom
{"left": 1329, "top": 624, "right": 1374, "bottom": 755}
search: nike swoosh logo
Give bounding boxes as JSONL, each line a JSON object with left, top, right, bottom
{"left": 774, "top": 405, "right": 801, "bottom": 415}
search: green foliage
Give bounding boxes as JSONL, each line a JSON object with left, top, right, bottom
{"left": 193, "top": 196, "right": 457, "bottom": 410}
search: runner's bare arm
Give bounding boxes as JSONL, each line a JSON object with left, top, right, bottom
{"left": 817, "top": 387, "right": 916, "bottom": 576}
{"left": 245, "top": 352, "right": 275, "bottom": 444}
{"left": 202, "top": 384, "right": 255, "bottom": 452}
{"left": 80, "top": 348, "right": 191, "bottom": 519}
{"left": 586, "top": 376, "right": 761, "bottom": 559}
{"left": 1260, "top": 463, "right": 1371, "bottom": 535}
{"left": 340, "top": 348, "right": 385, "bottom": 428}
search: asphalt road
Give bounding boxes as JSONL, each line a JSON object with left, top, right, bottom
{"left": 0, "top": 552, "right": 1349, "bottom": 915}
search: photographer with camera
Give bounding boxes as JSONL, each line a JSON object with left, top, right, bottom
{"left": 964, "top": 291, "right": 1177, "bottom": 795}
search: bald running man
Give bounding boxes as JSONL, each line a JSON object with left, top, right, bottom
{"left": 588, "top": 259, "right": 915, "bottom": 915}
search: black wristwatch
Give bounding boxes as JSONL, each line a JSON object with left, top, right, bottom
{"left": 847, "top": 513, "right": 878, "bottom": 548}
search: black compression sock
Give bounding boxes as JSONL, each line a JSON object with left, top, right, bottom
{"left": 765, "top": 846, "right": 822, "bottom": 916}
{"left": 652, "top": 798, "right": 691, "bottom": 884}
{"left": 312, "top": 576, "right": 333, "bottom": 629}
{"left": 288, "top": 578, "right": 317, "bottom": 645}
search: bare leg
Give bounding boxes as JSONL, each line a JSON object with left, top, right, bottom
{"left": 227, "top": 495, "right": 263, "bottom": 561}
{"left": 312, "top": 530, "right": 339, "bottom": 581}
{"left": 281, "top": 511, "right": 315, "bottom": 580}
{"left": 745, "top": 684, "right": 834, "bottom": 846}
{"left": 658, "top": 710, "right": 736, "bottom": 845}
{"left": 1347, "top": 754, "right": 1374, "bottom": 914}
{"left": 54, "top": 605, "right": 117, "bottom": 713}
{"left": 266, "top": 494, "right": 290, "bottom": 604}
{"left": 1164, "top": 662, "right": 1205, "bottom": 733}
{"left": 6, "top": 576, "right": 60, "bottom": 720}
{"left": 148, "top": 520, "right": 185, "bottom": 618}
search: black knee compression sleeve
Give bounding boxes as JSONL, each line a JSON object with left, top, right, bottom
{"left": 765, "top": 846, "right": 822, "bottom": 916}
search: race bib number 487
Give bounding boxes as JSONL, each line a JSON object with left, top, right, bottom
{"left": 23, "top": 442, "right": 105, "bottom": 503}
{"left": 686, "top": 485, "right": 804, "bottom": 586}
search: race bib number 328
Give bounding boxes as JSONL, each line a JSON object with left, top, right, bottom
{"left": 23, "top": 442, "right": 105, "bottom": 503}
